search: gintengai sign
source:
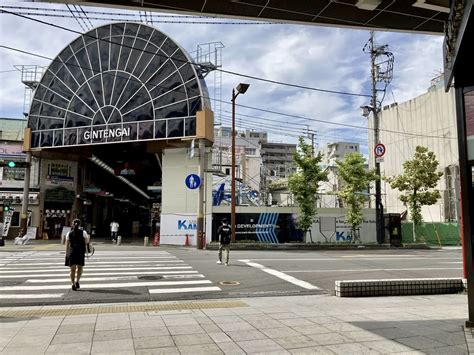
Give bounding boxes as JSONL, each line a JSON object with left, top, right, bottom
{"left": 83, "top": 127, "right": 131, "bottom": 140}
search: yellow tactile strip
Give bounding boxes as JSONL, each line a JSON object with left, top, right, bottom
{"left": 0, "top": 300, "right": 248, "bottom": 318}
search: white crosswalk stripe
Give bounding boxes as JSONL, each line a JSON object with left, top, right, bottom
{"left": 0, "top": 250, "right": 221, "bottom": 300}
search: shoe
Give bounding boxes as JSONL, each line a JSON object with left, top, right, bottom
{"left": 225, "top": 262, "right": 229, "bottom": 266}
{"left": 112, "top": 239, "right": 116, "bottom": 243}
{"left": 216, "top": 260, "right": 222, "bottom": 264}
{"left": 75, "top": 282, "right": 80, "bottom": 289}
{"left": 72, "top": 284, "right": 76, "bottom": 291}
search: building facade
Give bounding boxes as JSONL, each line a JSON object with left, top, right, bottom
{"left": 368, "top": 77, "right": 459, "bottom": 222}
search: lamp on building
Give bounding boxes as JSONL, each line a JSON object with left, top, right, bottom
{"left": 231, "top": 83, "right": 250, "bottom": 243}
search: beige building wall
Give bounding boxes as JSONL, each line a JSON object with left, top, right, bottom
{"left": 368, "top": 79, "right": 458, "bottom": 222}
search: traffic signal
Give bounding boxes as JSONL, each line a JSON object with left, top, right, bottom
{"left": 0, "top": 160, "right": 29, "bottom": 168}
{"left": 3, "top": 200, "right": 11, "bottom": 212}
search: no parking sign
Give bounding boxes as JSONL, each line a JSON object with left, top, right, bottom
{"left": 374, "top": 143, "right": 386, "bottom": 157}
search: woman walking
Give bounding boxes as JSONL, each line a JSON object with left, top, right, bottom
{"left": 65, "top": 219, "right": 90, "bottom": 290}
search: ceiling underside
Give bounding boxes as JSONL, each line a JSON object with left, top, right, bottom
{"left": 63, "top": 0, "right": 450, "bottom": 34}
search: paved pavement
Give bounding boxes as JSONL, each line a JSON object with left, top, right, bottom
{"left": 0, "top": 293, "right": 471, "bottom": 354}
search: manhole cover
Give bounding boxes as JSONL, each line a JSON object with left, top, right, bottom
{"left": 138, "top": 276, "right": 163, "bottom": 280}
{"left": 218, "top": 281, "right": 240, "bottom": 286}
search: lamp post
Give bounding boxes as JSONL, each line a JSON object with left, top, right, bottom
{"left": 231, "top": 83, "right": 249, "bottom": 242}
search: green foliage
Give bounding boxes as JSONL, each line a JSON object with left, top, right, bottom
{"left": 388, "top": 146, "right": 443, "bottom": 226}
{"left": 288, "top": 137, "right": 328, "bottom": 232}
{"left": 267, "top": 179, "right": 288, "bottom": 191}
{"left": 336, "top": 153, "right": 377, "bottom": 235}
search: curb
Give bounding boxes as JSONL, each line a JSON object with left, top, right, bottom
{"left": 205, "top": 242, "right": 431, "bottom": 250}
{"left": 335, "top": 277, "right": 465, "bottom": 297}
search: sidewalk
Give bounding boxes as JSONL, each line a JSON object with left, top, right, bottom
{"left": 0, "top": 293, "right": 470, "bottom": 354}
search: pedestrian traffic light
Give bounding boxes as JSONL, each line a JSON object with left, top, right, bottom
{"left": 0, "top": 160, "right": 29, "bottom": 168}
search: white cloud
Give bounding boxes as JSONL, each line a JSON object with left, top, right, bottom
{"left": 0, "top": 3, "right": 444, "bottom": 150}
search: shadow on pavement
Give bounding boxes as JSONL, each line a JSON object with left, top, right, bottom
{"left": 350, "top": 319, "right": 467, "bottom": 353}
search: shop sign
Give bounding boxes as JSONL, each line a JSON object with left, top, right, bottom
{"left": 83, "top": 127, "right": 131, "bottom": 141}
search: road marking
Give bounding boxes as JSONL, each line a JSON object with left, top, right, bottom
{"left": 282, "top": 267, "right": 463, "bottom": 273}
{"left": 439, "top": 262, "right": 463, "bottom": 264}
{"left": 240, "top": 260, "right": 320, "bottom": 290}
{"left": 0, "top": 293, "right": 64, "bottom": 299}
{"left": 0, "top": 280, "right": 213, "bottom": 291}
{"left": 25, "top": 275, "right": 205, "bottom": 283}
{"left": 0, "top": 266, "right": 193, "bottom": 274}
{"left": 6, "top": 260, "right": 182, "bottom": 266}
{"left": 0, "top": 270, "right": 199, "bottom": 278}
{"left": 149, "top": 286, "right": 221, "bottom": 294}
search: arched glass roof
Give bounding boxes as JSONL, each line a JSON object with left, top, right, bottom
{"left": 28, "top": 22, "right": 210, "bottom": 149}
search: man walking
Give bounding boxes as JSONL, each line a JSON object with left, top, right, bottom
{"left": 216, "top": 217, "right": 232, "bottom": 266}
{"left": 110, "top": 220, "right": 119, "bottom": 243}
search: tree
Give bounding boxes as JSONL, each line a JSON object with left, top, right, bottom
{"left": 387, "top": 146, "right": 443, "bottom": 242}
{"left": 288, "top": 137, "right": 328, "bottom": 239}
{"left": 336, "top": 153, "right": 377, "bottom": 243}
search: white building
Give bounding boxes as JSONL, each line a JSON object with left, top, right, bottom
{"left": 368, "top": 77, "right": 459, "bottom": 222}
{"left": 322, "top": 141, "right": 360, "bottom": 166}
{"left": 318, "top": 141, "right": 363, "bottom": 209}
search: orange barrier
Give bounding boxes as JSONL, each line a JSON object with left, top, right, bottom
{"left": 153, "top": 232, "right": 160, "bottom": 246}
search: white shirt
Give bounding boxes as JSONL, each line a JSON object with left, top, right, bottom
{"left": 110, "top": 222, "right": 119, "bottom": 232}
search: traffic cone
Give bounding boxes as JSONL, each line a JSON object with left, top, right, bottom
{"left": 184, "top": 234, "right": 190, "bottom": 246}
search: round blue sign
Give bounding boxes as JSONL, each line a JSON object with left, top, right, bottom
{"left": 185, "top": 174, "right": 201, "bottom": 189}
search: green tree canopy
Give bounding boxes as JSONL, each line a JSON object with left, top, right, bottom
{"left": 388, "top": 146, "right": 443, "bottom": 241}
{"left": 288, "top": 137, "right": 328, "bottom": 233}
{"left": 335, "top": 152, "right": 377, "bottom": 241}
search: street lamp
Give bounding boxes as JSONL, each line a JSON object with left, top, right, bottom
{"left": 231, "top": 83, "right": 250, "bottom": 242}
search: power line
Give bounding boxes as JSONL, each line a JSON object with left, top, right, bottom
{"left": 0, "top": 5, "right": 275, "bottom": 23}
{"left": 0, "top": 9, "right": 370, "bottom": 99}
{"left": 0, "top": 45, "right": 456, "bottom": 142}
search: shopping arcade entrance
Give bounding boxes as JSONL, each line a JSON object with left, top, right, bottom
{"left": 25, "top": 22, "right": 214, "bottom": 243}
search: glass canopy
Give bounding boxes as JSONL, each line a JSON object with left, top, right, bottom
{"left": 28, "top": 22, "right": 210, "bottom": 149}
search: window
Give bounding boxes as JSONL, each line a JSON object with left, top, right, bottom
{"left": 48, "top": 163, "right": 71, "bottom": 177}
{"left": 2, "top": 167, "right": 26, "bottom": 181}
{"left": 10, "top": 212, "right": 20, "bottom": 227}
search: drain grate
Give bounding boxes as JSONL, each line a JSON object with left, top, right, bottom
{"left": 138, "top": 275, "right": 163, "bottom": 280}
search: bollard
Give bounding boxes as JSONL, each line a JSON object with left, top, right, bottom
{"left": 61, "top": 235, "right": 65, "bottom": 245}
{"left": 144, "top": 236, "right": 149, "bottom": 246}
{"left": 117, "top": 235, "right": 122, "bottom": 246}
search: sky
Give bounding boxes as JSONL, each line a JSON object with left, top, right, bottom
{"left": 0, "top": 2, "right": 445, "bottom": 155}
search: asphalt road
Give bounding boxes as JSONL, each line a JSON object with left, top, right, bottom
{"left": 0, "top": 244, "right": 463, "bottom": 307}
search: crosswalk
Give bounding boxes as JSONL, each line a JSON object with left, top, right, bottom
{"left": 0, "top": 250, "right": 221, "bottom": 300}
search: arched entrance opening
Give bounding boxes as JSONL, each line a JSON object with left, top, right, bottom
{"left": 25, "top": 22, "right": 214, "bottom": 241}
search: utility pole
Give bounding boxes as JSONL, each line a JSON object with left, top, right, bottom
{"left": 196, "top": 139, "right": 206, "bottom": 249}
{"left": 363, "top": 31, "right": 394, "bottom": 244}
{"left": 19, "top": 151, "right": 32, "bottom": 237}
{"left": 306, "top": 125, "right": 315, "bottom": 157}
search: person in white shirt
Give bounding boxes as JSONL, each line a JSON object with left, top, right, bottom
{"left": 110, "top": 220, "right": 119, "bottom": 242}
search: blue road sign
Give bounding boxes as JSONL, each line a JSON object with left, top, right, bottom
{"left": 185, "top": 174, "right": 201, "bottom": 189}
